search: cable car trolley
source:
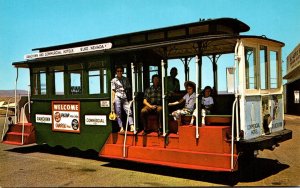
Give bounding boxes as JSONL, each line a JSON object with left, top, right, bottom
{"left": 3, "top": 18, "right": 292, "bottom": 172}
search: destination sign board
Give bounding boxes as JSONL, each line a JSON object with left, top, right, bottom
{"left": 24, "top": 42, "right": 112, "bottom": 60}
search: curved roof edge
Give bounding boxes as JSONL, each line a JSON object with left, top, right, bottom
{"left": 239, "top": 35, "right": 285, "bottom": 47}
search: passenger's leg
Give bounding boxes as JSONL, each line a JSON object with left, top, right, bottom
{"left": 114, "top": 97, "right": 123, "bottom": 129}
{"left": 140, "top": 106, "right": 151, "bottom": 131}
{"left": 156, "top": 106, "right": 163, "bottom": 130}
{"left": 171, "top": 109, "right": 181, "bottom": 120}
{"left": 122, "top": 99, "right": 134, "bottom": 127}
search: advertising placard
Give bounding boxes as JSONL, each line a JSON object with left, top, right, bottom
{"left": 36, "top": 114, "right": 52, "bottom": 124}
{"left": 85, "top": 115, "right": 107, "bottom": 126}
{"left": 270, "top": 95, "right": 283, "bottom": 132}
{"left": 52, "top": 101, "right": 80, "bottom": 133}
{"left": 244, "top": 96, "right": 262, "bottom": 139}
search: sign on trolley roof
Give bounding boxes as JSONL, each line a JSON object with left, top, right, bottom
{"left": 24, "top": 42, "right": 112, "bottom": 60}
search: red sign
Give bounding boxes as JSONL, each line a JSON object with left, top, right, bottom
{"left": 52, "top": 101, "right": 80, "bottom": 133}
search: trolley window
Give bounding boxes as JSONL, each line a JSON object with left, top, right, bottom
{"left": 260, "top": 45, "right": 268, "bottom": 90}
{"left": 270, "top": 50, "right": 279, "bottom": 89}
{"left": 245, "top": 46, "right": 257, "bottom": 89}
{"left": 68, "top": 64, "right": 83, "bottom": 95}
{"left": 88, "top": 62, "right": 108, "bottom": 95}
{"left": 32, "top": 68, "right": 47, "bottom": 95}
{"left": 53, "top": 66, "right": 64, "bottom": 95}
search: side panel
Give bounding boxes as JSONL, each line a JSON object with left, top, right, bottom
{"left": 32, "top": 99, "right": 112, "bottom": 152}
{"left": 30, "top": 55, "right": 112, "bottom": 152}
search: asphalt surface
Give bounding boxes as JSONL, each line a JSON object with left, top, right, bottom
{"left": 0, "top": 115, "right": 299, "bottom": 187}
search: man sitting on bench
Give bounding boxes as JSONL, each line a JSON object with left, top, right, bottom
{"left": 140, "top": 74, "right": 162, "bottom": 135}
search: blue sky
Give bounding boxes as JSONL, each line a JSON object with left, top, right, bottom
{"left": 1, "top": 0, "right": 300, "bottom": 91}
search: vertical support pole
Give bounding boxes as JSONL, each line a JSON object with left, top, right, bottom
{"left": 213, "top": 54, "right": 218, "bottom": 93}
{"left": 184, "top": 57, "right": 189, "bottom": 82}
{"left": 238, "top": 40, "right": 246, "bottom": 138}
{"left": 234, "top": 40, "right": 241, "bottom": 141}
{"left": 199, "top": 55, "right": 202, "bottom": 92}
{"left": 21, "top": 102, "right": 29, "bottom": 145}
{"left": 131, "top": 62, "right": 137, "bottom": 134}
{"left": 28, "top": 84, "right": 31, "bottom": 114}
{"left": 230, "top": 39, "right": 241, "bottom": 170}
{"left": 137, "top": 62, "right": 143, "bottom": 93}
{"left": 161, "top": 59, "right": 168, "bottom": 136}
{"left": 231, "top": 99, "right": 237, "bottom": 170}
{"left": 15, "top": 68, "right": 19, "bottom": 124}
{"left": 195, "top": 55, "right": 200, "bottom": 138}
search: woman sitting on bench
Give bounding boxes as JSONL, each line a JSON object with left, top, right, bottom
{"left": 168, "top": 81, "right": 196, "bottom": 126}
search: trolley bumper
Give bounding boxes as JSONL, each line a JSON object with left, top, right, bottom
{"left": 237, "top": 129, "right": 292, "bottom": 152}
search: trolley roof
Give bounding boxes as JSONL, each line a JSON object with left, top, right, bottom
{"left": 12, "top": 18, "right": 283, "bottom": 68}
{"left": 33, "top": 17, "right": 249, "bottom": 52}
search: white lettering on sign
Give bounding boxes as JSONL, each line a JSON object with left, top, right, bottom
{"left": 100, "top": 100, "right": 110, "bottom": 107}
{"left": 36, "top": 114, "right": 52, "bottom": 124}
{"left": 85, "top": 115, "right": 107, "bottom": 126}
{"left": 53, "top": 104, "right": 79, "bottom": 111}
{"left": 24, "top": 42, "right": 112, "bottom": 60}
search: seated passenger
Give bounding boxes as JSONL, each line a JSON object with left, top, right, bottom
{"left": 190, "top": 86, "right": 214, "bottom": 125}
{"left": 140, "top": 74, "right": 162, "bottom": 134}
{"left": 168, "top": 81, "right": 196, "bottom": 126}
{"left": 166, "top": 67, "right": 180, "bottom": 97}
{"left": 202, "top": 86, "right": 214, "bottom": 114}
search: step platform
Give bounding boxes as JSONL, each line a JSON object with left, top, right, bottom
{"left": 100, "top": 125, "right": 238, "bottom": 172}
{"left": 2, "top": 123, "right": 36, "bottom": 145}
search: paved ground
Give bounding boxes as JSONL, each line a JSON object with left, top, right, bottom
{"left": 0, "top": 115, "right": 299, "bottom": 187}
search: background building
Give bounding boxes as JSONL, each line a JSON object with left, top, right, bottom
{"left": 284, "top": 43, "right": 300, "bottom": 115}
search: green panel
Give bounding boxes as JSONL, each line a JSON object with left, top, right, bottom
{"left": 32, "top": 100, "right": 112, "bottom": 152}
{"left": 29, "top": 55, "right": 112, "bottom": 152}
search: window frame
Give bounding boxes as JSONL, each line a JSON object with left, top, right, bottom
{"left": 87, "top": 61, "right": 109, "bottom": 96}
{"left": 31, "top": 67, "right": 47, "bottom": 96}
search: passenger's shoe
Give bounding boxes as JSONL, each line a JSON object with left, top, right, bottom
{"left": 119, "top": 127, "right": 124, "bottom": 133}
{"left": 130, "top": 125, "right": 134, "bottom": 132}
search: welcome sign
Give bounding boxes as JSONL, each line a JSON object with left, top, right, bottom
{"left": 52, "top": 101, "right": 80, "bottom": 133}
